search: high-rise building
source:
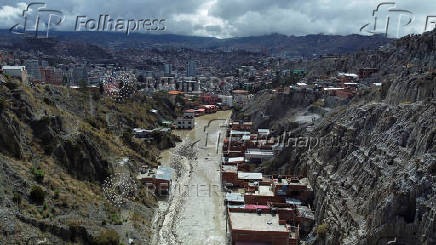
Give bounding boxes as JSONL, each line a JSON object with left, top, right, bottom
{"left": 41, "top": 60, "right": 49, "bottom": 67}
{"left": 72, "top": 65, "right": 88, "bottom": 85}
{"left": 40, "top": 67, "right": 63, "bottom": 85}
{"left": 186, "top": 60, "right": 197, "bottom": 77}
{"left": 164, "top": 63, "right": 172, "bottom": 74}
{"left": 24, "top": 59, "right": 41, "bottom": 81}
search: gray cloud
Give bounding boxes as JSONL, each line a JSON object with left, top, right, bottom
{"left": 1, "top": 0, "right": 435, "bottom": 38}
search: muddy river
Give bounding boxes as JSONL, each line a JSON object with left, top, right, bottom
{"left": 151, "top": 111, "right": 232, "bottom": 245}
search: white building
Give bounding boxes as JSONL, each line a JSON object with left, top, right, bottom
{"left": 2, "top": 66, "right": 27, "bottom": 82}
{"left": 218, "top": 95, "right": 233, "bottom": 107}
{"left": 175, "top": 117, "right": 195, "bottom": 129}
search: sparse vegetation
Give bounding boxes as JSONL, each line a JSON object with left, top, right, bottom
{"left": 317, "top": 223, "right": 329, "bottom": 238}
{"left": 30, "top": 185, "right": 46, "bottom": 204}
{"left": 92, "top": 229, "right": 120, "bottom": 245}
{"left": 31, "top": 167, "right": 45, "bottom": 183}
{"left": 0, "top": 97, "right": 7, "bottom": 112}
{"left": 12, "top": 192, "right": 22, "bottom": 206}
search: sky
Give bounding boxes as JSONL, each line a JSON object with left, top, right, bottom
{"left": 0, "top": 0, "right": 435, "bottom": 38}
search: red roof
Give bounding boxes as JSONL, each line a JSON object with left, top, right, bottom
{"left": 244, "top": 205, "right": 269, "bottom": 210}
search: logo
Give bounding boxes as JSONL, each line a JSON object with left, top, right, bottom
{"left": 424, "top": 16, "right": 436, "bottom": 32}
{"left": 360, "top": 2, "right": 414, "bottom": 38}
{"left": 9, "top": 2, "right": 64, "bottom": 39}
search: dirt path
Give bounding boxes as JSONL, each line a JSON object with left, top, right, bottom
{"left": 151, "top": 111, "right": 231, "bottom": 245}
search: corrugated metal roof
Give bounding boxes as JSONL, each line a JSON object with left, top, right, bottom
{"left": 156, "top": 166, "right": 175, "bottom": 181}
{"left": 226, "top": 193, "right": 244, "bottom": 203}
{"left": 238, "top": 172, "right": 263, "bottom": 180}
{"left": 258, "top": 129, "right": 270, "bottom": 134}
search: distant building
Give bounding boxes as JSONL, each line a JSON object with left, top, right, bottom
{"left": 175, "top": 117, "right": 195, "bottom": 129}
{"left": 72, "top": 65, "right": 88, "bottom": 85}
{"left": 182, "top": 80, "right": 200, "bottom": 92}
{"left": 359, "top": 68, "right": 378, "bottom": 78}
{"left": 40, "top": 67, "right": 63, "bottom": 85}
{"left": 41, "top": 60, "right": 49, "bottom": 68}
{"left": 175, "top": 109, "right": 195, "bottom": 129}
{"left": 24, "top": 59, "right": 41, "bottom": 81}
{"left": 218, "top": 95, "right": 233, "bottom": 107}
{"left": 2, "top": 66, "right": 27, "bottom": 82}
{"left": 232, "top": 90, "right": 250, "bottom": 106}
{"left": 186, "top": 60, "right": 197, "bottom": 77}
{"left": 164, "top": 63, "right": 172, "bottom": 75}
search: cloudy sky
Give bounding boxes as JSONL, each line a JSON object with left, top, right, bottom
{"left": 1, "top": 0, "right": 435, "bottom": 38}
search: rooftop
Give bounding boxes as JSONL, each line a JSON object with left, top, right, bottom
{"left": 229, "top": 212, "right": 287, "bottom": 232}
{"left": 230, "top": 130, "right": 251, "bottom": 135}
{"left": 256, "top": 185, "right": 274, "bottom": 196}
{"left": 2, "top": 66, "right": 26, "bottom": 71}
{"left": 137, "top": 166, "right": 175, "bottom": 181}
{"left": 226, "top": 192, "right": 244, "bottom": 203}
{"left": 232, "top": 90, "right": 249, "bottom": 94}
{"left": 258, "top": 129, "right": 271, "bottom": 135}
{"left": 245, "top": 149, "right": 275, "bottom": 156}
{"left": 222, "top": 165, "right": 238, "bottom": 172}
{"left": 238, "top": 172, "right": 263, "bottom": 180}
{"left": 228, "top": 157, "right": 245, "bottom": 163}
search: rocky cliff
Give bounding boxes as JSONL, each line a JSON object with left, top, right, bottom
{"left": 0, "top": 78, "right": 179, "bottom": 244}
{"left": 252, "top": 31, "right": 436, "bottom": 244}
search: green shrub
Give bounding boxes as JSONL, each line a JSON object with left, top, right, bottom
{"left": 317, "top": 223, "right": 329, "bottom": 238}
{"left": 54, "top": 189, "right": 60, "bottom": 199}
{"left": 31, "top": 167, "right": 45, "bottom": 183}
{"left": 12, "top": 192, "right": 22, "bottom": 205}
{"left": 30, "top": 185, "right": 46, "bottom": 204}
{"left": 110, "top": 212, "right": 123, "bottom": 225}
{"left": 92, "top": 229, "right": 120, "bottom": 245}
{"left": 5, "top": 81, "right": 18, "bottom": 90}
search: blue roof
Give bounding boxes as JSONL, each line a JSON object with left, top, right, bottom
{"left": 156, "top": 166, "right": 175, "bottom": 181}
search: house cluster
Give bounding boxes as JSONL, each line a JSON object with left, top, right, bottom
{"left": 174, "top": 104, "right": 218, "bottom": 129}
{"left": 222, "top": 121, "right": 279, "bottom": 164}
{"left": 169, "top": 92, "right": 234, "bottom": 130}
{"left": 221, "top": 121, "right": 315, "bottom": 245}
{"left": 282, "top": 68, "right": 380, "bottom": 100}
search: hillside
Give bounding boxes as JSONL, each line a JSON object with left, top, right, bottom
{"left": 0, "top": 30, "right": 389, "bottom": 57}
{"left": 0, "top": 77, "right": 179, "bottom": 244}
{"left": 242, "top": 31, "right": 436, "bottom": 244}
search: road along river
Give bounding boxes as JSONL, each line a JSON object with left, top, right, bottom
{"left": 151, "top": 111, "right": 232, "bottom": 245}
